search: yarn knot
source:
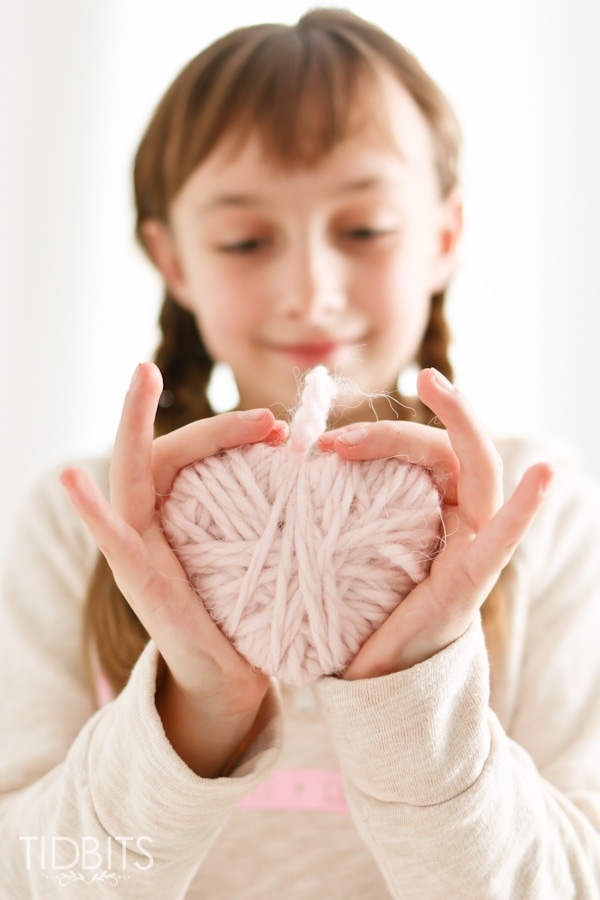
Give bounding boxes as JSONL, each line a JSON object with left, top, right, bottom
{"left": 287, "top": 365, "right": 338, "bottom": 456}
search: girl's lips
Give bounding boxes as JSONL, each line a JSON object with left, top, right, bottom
{"left": 272, "top": 341, "right": 361, "bottom": 365}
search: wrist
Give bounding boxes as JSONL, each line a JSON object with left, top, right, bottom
{"left": 155, "top": 662, "right": 269, "bottom": 777}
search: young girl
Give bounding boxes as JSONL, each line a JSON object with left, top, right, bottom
{"left": 2, "top": 8, "right": 600, "bottom": 897}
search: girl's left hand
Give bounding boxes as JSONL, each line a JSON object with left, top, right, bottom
{"left": 318, "top": 368, "right": 554, "bottom": 679}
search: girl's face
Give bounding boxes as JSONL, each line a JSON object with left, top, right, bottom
{"left": 144, "top": 72, "right": 462, "bottom": 422}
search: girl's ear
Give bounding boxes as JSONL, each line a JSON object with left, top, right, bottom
{"left": 429, "top": 189, "right": 463, "bottom": 293}
{"left": 139, "top": 219, "right": 193, "bottom": 308}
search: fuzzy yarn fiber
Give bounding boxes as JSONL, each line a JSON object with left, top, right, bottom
{"left": 162, "top": 367, "right": 442, "bottom": 685}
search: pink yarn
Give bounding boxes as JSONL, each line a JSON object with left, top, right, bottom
{"left": 162, "top": 367, "right": 441, "bottom": 685}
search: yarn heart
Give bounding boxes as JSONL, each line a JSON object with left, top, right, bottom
{"left": 162, "top": 367, "right": 442, "bottom": 685}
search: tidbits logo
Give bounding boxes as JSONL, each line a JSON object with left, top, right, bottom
{"left": 20, "top": 835, "right": 154, "bottom": 887}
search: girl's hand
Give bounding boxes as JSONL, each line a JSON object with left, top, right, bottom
{"left": 61, "top": 362, "right": 287, "bottom": 775}
{"left": 318, "top": 368, "right": 554, "bottom": 679}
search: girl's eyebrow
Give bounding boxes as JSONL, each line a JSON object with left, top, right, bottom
{"left": 199, "top": 193, "right": 265, "bottom": 213}
{"left": 198, "top": 176, "right": 403, "bottom": 215}
{"left": 335, "top": 176, "right": 392, "bottom": 194}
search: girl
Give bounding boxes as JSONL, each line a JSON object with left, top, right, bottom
{"left": 2, "top": 8, "right": 600, "bottom": 897}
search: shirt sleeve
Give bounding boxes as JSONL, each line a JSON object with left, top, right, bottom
{"left": 316, "top": 445, "right": 600, "bottom": 899}
{"left": 0, "top": 463, "right": 282, "bottom": 898}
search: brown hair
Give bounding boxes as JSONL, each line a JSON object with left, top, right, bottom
{"left": 84, "top": 8, "right": 505, "bottom": 695}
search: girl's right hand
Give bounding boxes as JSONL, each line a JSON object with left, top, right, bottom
{"left": 61, "top": 362, "right": 286, "bottom": 777}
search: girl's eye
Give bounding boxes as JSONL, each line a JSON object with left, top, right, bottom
{"left": 343, "top": 227, "right": 395, "bottom": 242}
{"left": 218, "top": 238, "right": 267, "bottom": 254}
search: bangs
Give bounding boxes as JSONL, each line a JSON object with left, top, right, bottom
{"left": 161, "top": 22, "right": 384, "bottom": 201}
{"left": 216, "top": 27, "right": 383, "bottom": 168}
{"left": 135, "top": 9, "right": 461, "bottom": 224}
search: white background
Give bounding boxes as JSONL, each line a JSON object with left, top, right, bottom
{"left": 1, "top": 0, "right": 599, "bottom": 559}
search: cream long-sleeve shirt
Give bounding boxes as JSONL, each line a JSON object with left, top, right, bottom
{"left": 1, "top": 438, "right": 600, "bottom": 898}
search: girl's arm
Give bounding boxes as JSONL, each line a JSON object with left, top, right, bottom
{"left": 317, "top": 373, "right": 600, "bottom": 896}
{"left": 0, "top": 364, "right": 284, "bottom": 898}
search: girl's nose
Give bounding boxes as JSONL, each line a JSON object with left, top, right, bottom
{"left": 275, "top": 240, "right": 346, "bottom": 321}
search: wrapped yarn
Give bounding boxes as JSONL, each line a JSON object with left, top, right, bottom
{"left": 162, "top": 367, "right": 442, "bottom": 685}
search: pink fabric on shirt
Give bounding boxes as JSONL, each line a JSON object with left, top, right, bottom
{"left": 237, "top": 768, "right": 349, "bottom": 813}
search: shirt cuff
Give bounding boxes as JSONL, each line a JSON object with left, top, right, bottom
{"left": 315, "top": 619, "right": 491, "bottom": 806}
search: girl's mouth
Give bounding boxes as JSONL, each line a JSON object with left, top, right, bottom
{"left": 272, "top": 341, "right": 362, "bottom": 366}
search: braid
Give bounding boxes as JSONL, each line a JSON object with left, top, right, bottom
{"left": 82, "top": 558, "right": 149, "bottom": 694}
{"left": 406, "top": 289, "right": 454, "bottom": 427}
{"left": 418, "top": 290, "right": 453, "bottom": 382}
{"left": 153, "top": 293, "right": 215, "bottom": 437}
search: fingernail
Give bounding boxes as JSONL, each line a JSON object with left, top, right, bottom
{"left": 318, "top": 430, "right": 337, "bottom": 443}
{"left": 430, "top": 368, "right": 454, "bottom": 390}
{"left": 317, "top": 435, "right": 334, "bottom": 452}
{"left": 264, "top": 426, "right": 286, "bottom": 445}
{"left": 337, "top": 427, "right": 368, "bottom": 446}
{"left": 239, "top": 408, "right": 270, "bottom": 421}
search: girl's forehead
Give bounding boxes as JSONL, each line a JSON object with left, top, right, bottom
{"left": 173, "top": 125, "right": 439, "bottom": 219}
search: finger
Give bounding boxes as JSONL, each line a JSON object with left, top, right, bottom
{"left": 417, "top": 368, "right": 504, "bottom": 525}
{"left": 152, "top": 409, "right": 283, "bottom": 498}
{"left": 318, "top": 421, "right": 459, "bottom": 505}
{"left": 62, "top": 464, "right": 210, "bottom": 665}
{"left": 466, "top": 462, "right": 554, "bottom": 588}
{"left": 60, "top": 467, "right": 153, "bottom": 607}
{"left": 110, "top": 362, "right": 164, "bottom": 528}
